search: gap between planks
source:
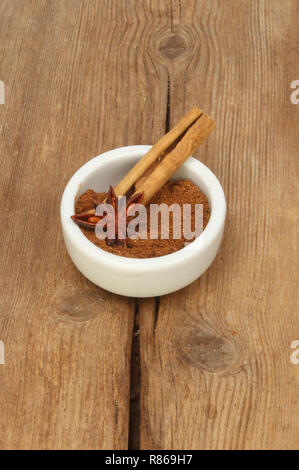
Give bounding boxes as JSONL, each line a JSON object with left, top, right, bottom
{"left": 128, "top": 297, "right": 160, "bottom": 450}
{"left": 128, "top": 87, "right": 170, "bottom": 449}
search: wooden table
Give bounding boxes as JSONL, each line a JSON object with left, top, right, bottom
{"left": 0, "top": 0, "right": 298, "bottom": 450}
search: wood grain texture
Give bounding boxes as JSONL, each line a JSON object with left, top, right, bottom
{"left": 0, "top": 0, "right": 166, "bottom": 449}
{"left": 139, "top": 0, "right": 299, "bottom": 450}
{"left": 0, "top": 0, "right": 298, "bottom": 450}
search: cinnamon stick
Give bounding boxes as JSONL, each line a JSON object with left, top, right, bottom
{"left": 114, "top": 107, "right": 215, "bottom": 204}
{"left": 137, "top": 112, "right": 215, "bottom": 204}
{"left": 114, "top": 107, "right": 203, "bottom": 197}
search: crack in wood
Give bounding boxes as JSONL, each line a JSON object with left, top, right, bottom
{"left": 178, "top": 0, "right": 182, "bottom": 23}
{"left": 154, "top": 297, "right": 160, "bottom": 339}
{"left": 128, "top": 72, "right": 170, "bottom": 449}
{"left": 128, "top": 298, "right": 141, "bottom": 450}
{"left": 165, "top": 73, "right": 171, "bottom": 134}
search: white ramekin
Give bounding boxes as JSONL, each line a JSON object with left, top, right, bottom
{"left": 60, "top": 146, "right": 226, "bottom": 297}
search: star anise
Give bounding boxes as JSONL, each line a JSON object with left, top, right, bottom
{"left": 71, "top": 186, "right": 144, "bottom": 245}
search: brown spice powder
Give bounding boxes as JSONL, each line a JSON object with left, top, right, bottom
{"left": 75, "top": 179, "right": 210, "bottom": 258}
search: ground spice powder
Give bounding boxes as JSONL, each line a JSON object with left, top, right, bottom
{"left": 75, "top": 179, "right": 210, "bottom": 258}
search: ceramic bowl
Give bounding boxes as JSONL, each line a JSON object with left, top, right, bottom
{"left": 60, "top": 145, "right": 226, "bottom": 297}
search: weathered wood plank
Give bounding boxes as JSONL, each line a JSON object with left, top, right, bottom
{"left": 139, "top": 0, "right": 299, "bottom": 450}
{"left": 1, "top": 0, "right": 298, "bottom": 450}
{"left": 0, "top": 0, "right": 167, "bottom": 449}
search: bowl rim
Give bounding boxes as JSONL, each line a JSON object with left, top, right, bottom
{"left": 60, "top": 145, "right": 226, "bottom": 270}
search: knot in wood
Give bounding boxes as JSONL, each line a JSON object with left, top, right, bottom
{"left": 158, "top": 34, "right": 188, "bottom": 60}
{"left": 53, "top": 288, "right": 104, "bottom": 322}
{"left": 178, "top": 330, "right": 239, "bottom": 373}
